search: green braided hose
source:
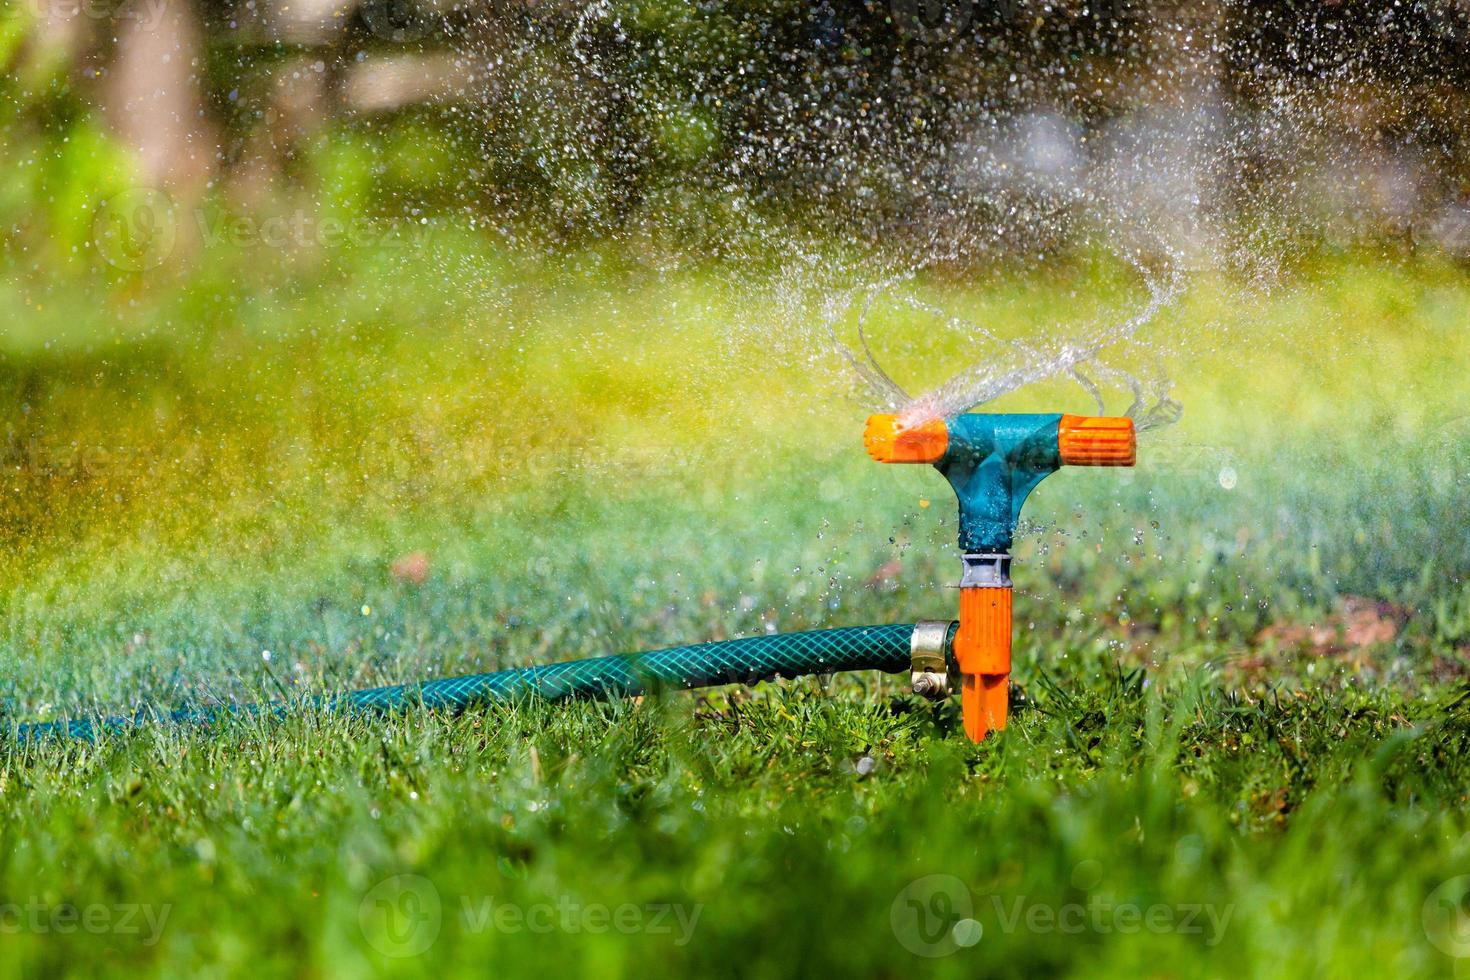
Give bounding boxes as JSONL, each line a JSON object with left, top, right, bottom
{"left": 12, "top": 624, "right": 933, "bottom": 743}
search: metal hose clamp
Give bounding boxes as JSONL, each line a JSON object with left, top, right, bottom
{"left": 910, "top": 620, "right": 952, "bottom": 700}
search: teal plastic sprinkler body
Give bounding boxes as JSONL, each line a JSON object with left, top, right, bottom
{"left": 864, "top": 411, "right": 1137, "bottom": 740}
{"left": 937, "top": 413, "right": 1065, "bottom": 552}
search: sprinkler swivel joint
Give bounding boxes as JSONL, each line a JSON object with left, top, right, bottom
{"left": 864, "top": 412, "right": 1136, "bottom": 742}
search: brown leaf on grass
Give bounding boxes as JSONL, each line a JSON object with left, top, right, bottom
{"left": 390, "top": 551, "right": 431, "bottom": 586}
{"left": 865, "top": 560, "right": 903, "bottom": 591}
{"left": 1339, "top": 596, "right": 1405, "bottom": 648}
{"left": 1254, "top": 595, "right": 1409, "bottom": 655}
{"left": 1253, "top": 620, "right": 1336, "bottom": 651}
{"left": 1429, "top": 650, "right": 1470, "bottom": 684}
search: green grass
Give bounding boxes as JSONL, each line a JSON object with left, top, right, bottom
{"left": 3, "top": 235, "right": 1470, "bottom": 977}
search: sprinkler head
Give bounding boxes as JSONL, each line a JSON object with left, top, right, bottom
{"left": 865, "top": 412, "right": 1136, "bottom": 741}
{"left": 865, "top": 413, "right": 1135, "bottom": 552}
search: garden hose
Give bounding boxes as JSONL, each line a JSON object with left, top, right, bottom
{"left": 12, "top": 623, "right": 955, "bottom": 743}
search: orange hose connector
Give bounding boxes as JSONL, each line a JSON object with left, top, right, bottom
{"left": 1058, "top": 415, "right": 1136, "bottom": 466}
{"left": 954, "top": 586, "right": 1012, "bottom": 741}
{"left": 863, "top": 414, "right": 949, "bottom": 464}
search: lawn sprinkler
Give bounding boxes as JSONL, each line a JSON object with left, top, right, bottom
{"left": 864, "top": 412, "right": 1136, "bottom": 741}
{"left": 12, "top": 414, "right": 1133, "bottom": 745}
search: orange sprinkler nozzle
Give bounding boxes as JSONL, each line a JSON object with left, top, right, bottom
{"left": 863, "top": 414, "right": 949, "bottom": 464}
{"left": 1058, "top": 414, "right": 1136, "bottom": 466}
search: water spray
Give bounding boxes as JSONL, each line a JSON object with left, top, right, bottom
{"left": 864, "top": 412, "right": 1136, "bottom": 741}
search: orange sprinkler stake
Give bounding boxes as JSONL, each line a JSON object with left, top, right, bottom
{"left": 956, "top": 587, "right": 1013, "bottom": 675}
{"left": 955, "top": 585, "right": 1012, "bottom": 740}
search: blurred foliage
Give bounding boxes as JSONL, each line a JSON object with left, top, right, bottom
{"left": 6, "top": 0, "right": 1470, "bottom": 269}
{"left": 0, "top": 13, "right": 136, "bottom": 275}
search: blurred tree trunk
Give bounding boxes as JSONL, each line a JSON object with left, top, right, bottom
{"left": 102, "top": 0, "right": 217, "bottom": 196}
